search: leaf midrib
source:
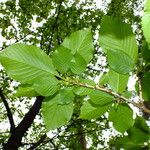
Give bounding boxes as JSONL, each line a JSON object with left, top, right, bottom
{"left": 1, "top": 56, "right": 56, "bottom": 76}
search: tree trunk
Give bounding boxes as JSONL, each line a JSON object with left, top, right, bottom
{"left": 3, "top": 96, "right": 43, "bottom": 150}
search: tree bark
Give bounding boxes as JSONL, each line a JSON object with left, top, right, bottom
{"left": 3, "top": 96, "right": 44, "bottom": 150}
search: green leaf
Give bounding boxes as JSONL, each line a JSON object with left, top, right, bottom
{"left": 42, "top": 94, "right": 73, "bottom": 131}
{"left": 107, "top": 69, "right": 129, "bottom": 93}
{"left": 99, "top": 16, "right": 138, "bottom": 63}
{"left": 33, "top": 76, "right": 59, "bottom": 97}
{"left": 141, "top": 72, "right": 150, "bottom": 101}
{"left": 110, "top": 117, "right": 149, "bottom": 149}
{"left": 58, "top": 88, "right": 75, "bottom": 105}
{"left": 109, "top": 104, "right": 134, "bottom": 133}
{"left": 110, "top": 137, "right": 149, "bottom": 150}
{"left": 0, "top": 44, "right": 58, "bottom": 84}
{"left": 107, "top": 49, "right": 134, "bottom": 74}
{"left": 74, "top": 78, "right": 95, "bottom": 96}
{"left": 141, "top": 41, "right": 150, "bottom": 62}
{"left": 122, "top": 91, "right": 132, "bottom": 99}
{"left": 70, "top": 53, "right": 87, "bottom": 74}
{"left": 52, "top": 46, "right": 73, "bottom": 73}
{"left": 62, "top": 28, "right": 94, "bottom": 63}
{"left": 127, "top": 117, "right": 150, "bottom": 143}
{"left": 142, "top": 0, "right": 150, "bottom": 49}
{"left": 89, "top": 90, "right": 114, "bottom": 107}
{"left": 99, "top": 73, "right": 109, "bottom": 85}
{"left": 14, "top": 84, "right": 39, "bottom": 97}
{"left": 80, "top": 101, "right": 112, "bottom": 119}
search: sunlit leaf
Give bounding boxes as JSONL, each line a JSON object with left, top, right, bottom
{"left": 142, "top": 0, "right": 150, "bottom": 49}
{"left": 74, "top": 78, "right": 95, "bottom": 96}
{"left": 80, "top": 101, "right": 112, "bottom": 119}
{"left": 0, "top": 44, "right": 58, "bottom": 84}
{"left": 107, "top": 49, "right": 134, "bottom": 74}
{"left": 99, "top": 73, "right": 109, "bottom": 85}
{"left": 42, "top": 94, "right": 73, "bottom": 130}
{"left": 107, "top": 69, "right": 129, "bottom": 93}
{"left": 14, "top": 84, "right": 38, "bottom": 97}
{"left": 58, "top": 88, "right": 75, "bottom": 105}
{"left": 99, "top": 16, "right": 138, "bottom": 63}
{"left": 52, "top": 46, "right": 73, "bottom": 73}
{"left": 33, "top": 76, "right": 60, "bottom": 97}
{"left": 62, "top": 28, "right": 94, "bottom": 63}
{"left": 70, "top": 53, "right": 87, "bottom": 74}
{"left": 89, "top": 90, "right": 114, "bottom": 106}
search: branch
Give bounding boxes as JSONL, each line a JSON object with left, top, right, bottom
{"left": 0, "top": 30, "right": 40, "bottom": 51}
{"left": 70, "top": 80, "right": 150, "bottom": 115}
{"left": 27, "top": 134, "right": 46, "bottom": 150}
{"left": 87, "top": 66, "right": 102, "bottom": 72}
{"left": 22, "top": 134, "right": 58, "bottom": 149}
{"left": 46, "top": 0, "right": 63, "bottom": 54}
{"left": 3, "top": 96, "right": 44, "bottom": 150}
{"left": 0, "top": 88, "right": 15, "bottom": 133}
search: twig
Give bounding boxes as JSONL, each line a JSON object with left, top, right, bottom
{"left": 0, "top": 30, "right": 41, "bottom": 51}
{"left": 27, "top": 134, "right": 46, "bottom": 150}
{"left": 0, "top": 88, "right": 15, "bottom": 133}
{"left": 70, "top": 80, "right": 150, "bottom": 115}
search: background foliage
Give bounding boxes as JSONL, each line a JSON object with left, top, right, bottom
{"left": 0, "top": 0, "right": 150, "bottom": 149}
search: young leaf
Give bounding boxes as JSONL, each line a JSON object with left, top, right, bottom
{"left": 80, "top": 101, "right": 112, "bottom": 119}
{"left": 14, "top": 84, "right": 39, "bottom": 97}
{"left": 109, "top": 104, "right": 134, "bottom": 133}
{"left": 99, "top": 16, "right": 138, "bottom": 63}
{"left": 33, "top": 76, "right": 59, "bottom": 97}
{"left": 107, "top": 49, "right": 134, "bottom": 74}
{"left": 142, "top": 0, "right": 150, "bottom": 48}
{"left": 42, "top": 95, "right": 73, "bottom": 131}
{"left": 62, "top": 28, "right": 94, "bottom": 63}
{"left": 52, "top": 46, "right": 73, "bottom": 73}
{"left": 70, "top": 53, "right": 87, "bottom": 74}
{"left": 0, "top": 44, "right": 58, "bottom": 84}
{"left": 107, "top": 69, "right": 129, "bottom": 93}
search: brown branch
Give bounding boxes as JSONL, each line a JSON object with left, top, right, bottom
{"left": 0, "top": 88, "right": 15, "bottom": 133}
{"left": 3, "top": 96, "right": 44, "bottom": 150}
